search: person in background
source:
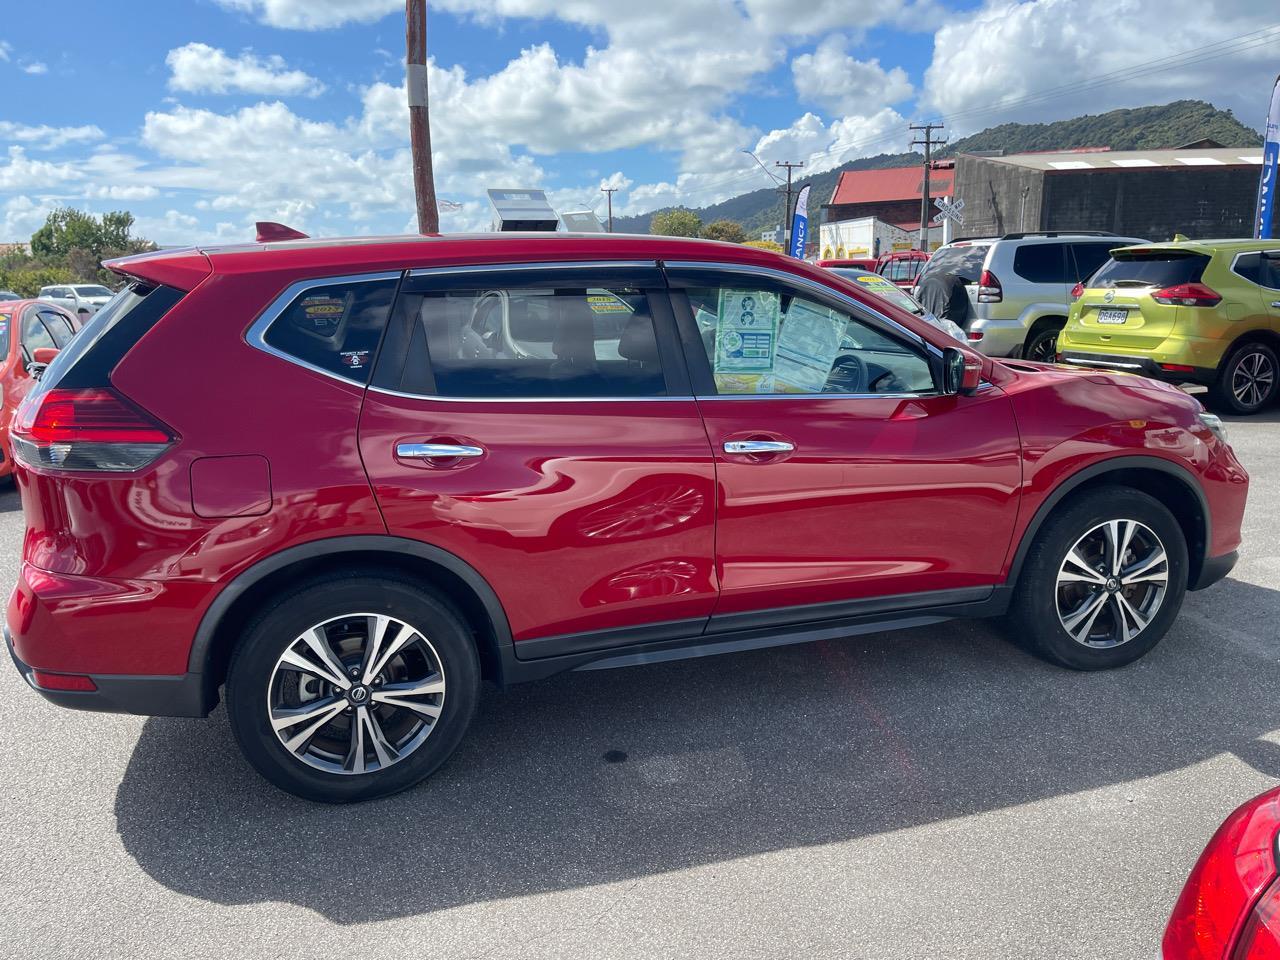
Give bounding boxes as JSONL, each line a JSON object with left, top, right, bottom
{"left": 915, "top": 269, "right": 970, "bottom": 329}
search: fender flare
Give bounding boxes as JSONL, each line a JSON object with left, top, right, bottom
{"left": 1005, "top": 454, "right": 1210, "bottom": 586}
{"left": 187, "top": 534, "right": 515, "bottom": 686}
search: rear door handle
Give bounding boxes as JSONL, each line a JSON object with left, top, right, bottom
{"left": 396, "top": 442, "right": 484, "bottom": 459}
{"left": 1271, "top": 301, "right": 1280, "bottom": 309}
{"left": 724, "top": 440, "right": 794, "bottom": 454}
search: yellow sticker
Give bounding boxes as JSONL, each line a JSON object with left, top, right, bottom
{"left": 586, "top": 295, "right": 629, "bottom": 314}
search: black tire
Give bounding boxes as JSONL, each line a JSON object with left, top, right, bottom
{"left": 1022, "top": 323, "right": 1063, "bottom": 363}
{"left": 1008, "top": 487, "right": 1188, "bottom": 671}
{"left": 226, "top": 571, "right": 480, "bottom": 803}
{"left": 1208, "top": 340, "right": 1279, "bottom": 415}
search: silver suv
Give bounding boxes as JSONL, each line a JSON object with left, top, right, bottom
{"left": 915, "top": 232, "right": 1147, "bottom": 360}
{"left": 37, "top": 283, "right": 114, "bottom": 316}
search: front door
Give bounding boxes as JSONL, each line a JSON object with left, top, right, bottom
{"left": 666, "top": 263, "right": 1022, "bottom": 623}
{"left": 359, "top": 262, "right": 718, "bottom": 653}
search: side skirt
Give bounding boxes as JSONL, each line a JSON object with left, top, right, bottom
{"left": 500, "top": 586, "right": 1013, "bottom": 683}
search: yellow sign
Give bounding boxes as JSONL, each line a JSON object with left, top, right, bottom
{"left": 586, "top": 294, "right": 629, "bottom": 314}
{"left": 891, "top": 241, "right": 914, "bottom": 251}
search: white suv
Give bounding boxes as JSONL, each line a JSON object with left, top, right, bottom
{"left": 915, "top": 232, "right": 1147, "bottom": 361}
{"left": 37, "top": 283, "right": 114, "bottom": 316}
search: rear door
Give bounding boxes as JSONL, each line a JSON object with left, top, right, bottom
{"left": 358, "top": 262, "right": 718, "bottom": 654}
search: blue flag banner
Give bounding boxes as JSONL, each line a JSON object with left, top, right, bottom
{"left": 789, "top": 184, "right": 810, "bottom": 259}
{"left": 1257, "top": 73, "right": 1280, "bottom": 240}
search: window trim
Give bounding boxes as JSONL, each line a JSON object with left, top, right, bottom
{"left": 663, "top": 260, "right": 943, "bottom": 400}
{"left": 245, "top": 270, "right": 404, "bottom": 386}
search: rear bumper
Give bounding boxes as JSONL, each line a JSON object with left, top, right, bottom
{"left": 1191, "top": 550, "right": 1238, "bottom": 592}
{"left": 6, "top": 625, "right": 210, "bottom": 717}
{"left": 1058, "top": 351, "right": 1217, "bottom": 386}
{"left": 967, "top": 318, "right": 1025, "bottom": 357}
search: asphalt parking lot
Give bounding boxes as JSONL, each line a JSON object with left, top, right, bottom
{"left": 1, "top": 412, "right": 1277, "bottom": 960}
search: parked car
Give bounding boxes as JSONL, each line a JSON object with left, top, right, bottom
{"left": 37, "top": 283, "right": 114, "bottom": 317}
{"left": 1163, "top": 786, "right": 1280, "bottom": 958}
{"left": 817, "top": 257, "right": 878, "bottom": 272}
{"left": 875, "top": 249, "right": 929, "bottom": 288}
{"left": 915, "top": 232, "right": 1147, "bottom": 360}
{"left": 0, "top": 289, "right": 21, "bottom": 302}
{"left": 4, "top": 233, "right": 1247, "bottom": 802}
{"left": 1059, "top": 239, "right": 1280, "bottom": 415}
{"left": 0, "top": 299, "right": 81, "bottom": 480}
{"left": 823, "top": 265, "right": 965, "bottom": 341}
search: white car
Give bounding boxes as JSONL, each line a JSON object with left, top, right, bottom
{"left": 37, "top": 283, "right": 114, "bottom": 316}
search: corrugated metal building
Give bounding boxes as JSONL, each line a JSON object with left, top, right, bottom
{"left": 951, "top": 148, "right": 1264, "bottom": 240}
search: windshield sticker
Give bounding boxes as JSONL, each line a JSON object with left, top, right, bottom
{"left": 713, "top": 289, "right": 779, "bottom": 391}
{"left": 774, "top": 300, "right": 845, "bottom": 393}
{"left": 586, "top": 294, "right": 630, "bottom": 314}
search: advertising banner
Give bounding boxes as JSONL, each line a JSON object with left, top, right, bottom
{"left": 1256, "top": 73, "right": 1280, "bottom": 239}
{"left": 789, "top": 184, "right": 811, "bottom": 258}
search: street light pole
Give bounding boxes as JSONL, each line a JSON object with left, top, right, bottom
{"left": 406, "top": 0, "right": 439, "bottom": 234}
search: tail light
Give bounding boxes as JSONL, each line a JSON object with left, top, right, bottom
{"left": 1163, "top": 789, "right": 1280, "bottom": 960}
{"left": 1070, "top": 281, "right": 1084, "bottom": 300}
{"left": 1153, "top": 282, "right": 1221, "bottom": 307}
{"left": 977, "top": 270, "right": 1003, "bottom": 303}
{"left": 10, "top": 387, "right": 175, "bottom": 473}
{"left": 966, "top": 330, "right": 984, "bottom": 341}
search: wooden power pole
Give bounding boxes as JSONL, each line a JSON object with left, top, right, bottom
{"left": 406, "top": 0, "right": 439, "bottom": 234}
{"left": 775, "top": 160, "right": 804, "bottom": 252}
{"left": 601, "top": 187, "right": 617, "bottom": 232}
{"left": 910, "top": 122, "right": 945, "bottom": 253}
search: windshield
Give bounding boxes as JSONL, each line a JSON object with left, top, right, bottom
{"left": 73, "top": 285, "right": 114, "bottom": 298}
{"left": 917, "top": 243, "right": 991, "bottom": 285}
{"left": 1089, "top": 252, "right": 1209, "bottom": 289}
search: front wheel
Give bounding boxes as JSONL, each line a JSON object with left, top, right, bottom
{"left": 226, "top": 572, "right": 480, "bottom": 802}
{"left": 1008, "top": 487, "right": 1188, "bottom": 670}
{"left": 1208, "top": 341, "right": 1279, "bottom": 415}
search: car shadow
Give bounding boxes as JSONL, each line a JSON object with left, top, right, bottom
{"left": 0, "top": 483, "right": 20, "bottom": 513}
{"left": 114, "top": 574, "right": 1280, "bottom": 924}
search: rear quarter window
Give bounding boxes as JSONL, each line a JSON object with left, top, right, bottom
{"left": 1012, "top": 243, "right": 1068, "bottom": 283}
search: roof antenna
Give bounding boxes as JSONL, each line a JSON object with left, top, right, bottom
{"left": 255, "top": 221, "right": 309, "bottom": 243}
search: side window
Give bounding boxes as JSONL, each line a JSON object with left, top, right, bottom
{"left": 1261, "top": 254, "right": 1280, "bottom": 290}
{"left": 22, "top": 311, "right": 57, "bottom": 352}
{"left": 38, "top": 310, "right": 74, "bottom": 347}
{"left": 260, "top": 276, "right": 398, "bottom": 384}
{"left": 1071, "top": 243, "right": 1115, "bottom": 283}
{"left": 1235, "top": 253, "right": 1263, "bottom": 285}
{"left": 403, "top": 286, "right": 666, "bottom": 399}
{"left": 1013, "top": 243, "right": 1067, "bottom": 283}
{"left": 685, "top": 285, "right": 934, "bottom": 396}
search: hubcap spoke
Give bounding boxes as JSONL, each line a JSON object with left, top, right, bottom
{"left": 270, "top": 695, "right": 344, "bottom": 733}
{"left": 365, "top": 621, "right": 420, "bottom": 684}
{"left": 1062, "top": 590, "right": 1108, "bottom": 641}
{"left": 1057, "top": 519, "right": 1167, "bottom": 648}
{"left": 278, "top": 645, "right": 350, "bottom": 691}
{"left": 1062, "top": 548, "right": 1107, "bottom": 584}
{"left": 1122, "top": 547, "right": 1168, "bottom": 585}
{"left": 372, "top": 673, "right": 445, "bottom": 719}
{"left": 281, "top": 699, "right": 348, "bottom": 755}
{"left": 1113, "top": 591, "right": 1150, "bottom": 641}
{"left": 299, "top": 626, "right": 352, "bottom": 690}
{"left": 357, "top": 705, "right": 397, "bottom": 769}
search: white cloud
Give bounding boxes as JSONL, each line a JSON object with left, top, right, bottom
{"left": 84, "top": 184, "right": 161, "bottom": 201}
{"left": 166, "top": 42, "right": 323, "bottom": 96}
{"left": 0, "top": 122, "right": 105, "bottom": 148}
{"left": 0, "top": 41, "right": 11, "bottom": 62}
{"left": 214, "top": 0, "right": 399, "bottom": 29}
{"left": 21, "top": 61, "right": 48, "bottom": 75}
{"left": 792, "top": 36, "right": 913, "bottom": 115}
{"left": 923, "top": 0, "right": 1277, "bottom": 135}
{"left": 0, "top": 147, "right": 82, "bottom": 191}
{"left": 2, "top": 195, "right": 54, "bottom": 241}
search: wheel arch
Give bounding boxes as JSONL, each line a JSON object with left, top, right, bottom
{"left": 189, "top": 536, "right": 515, "bottom": 710}
{"left": 1220, "top": 329, "right": 1280, "bottom": 368}
{"left": 1007, "top": 455, "right": 1209, "bottom": 589}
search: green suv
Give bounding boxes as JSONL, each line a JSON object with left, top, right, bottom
{"left": 1058, "top": 240, "right": 1280, "bottom": 414}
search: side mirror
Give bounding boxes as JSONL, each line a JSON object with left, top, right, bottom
{"left": 943, "top": 346, "right": 983, "bottom": 396}
{"left": 32, "top": 347, "right": 59, "bottom": 365}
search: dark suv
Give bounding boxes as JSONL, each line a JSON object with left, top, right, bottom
{"left": 4, "top": 233, "right": 1247, "bottom": 802}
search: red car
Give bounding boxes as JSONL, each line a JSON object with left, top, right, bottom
{"left": 876, "top": 249, "right": 930, "bottom": 288}
{"left": 0, "top": 299, "right": 80, "bottom": 480}
{"left": 817, "top": 257, "right": 878, "bottom": 272}
{"left": 3, "top": 233, "right": 1248, "bottom": 802}
{"left": 1164, "top": 787, "right": 1280, "bottom": 958}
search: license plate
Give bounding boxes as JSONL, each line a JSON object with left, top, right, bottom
{"left": 1095, "top": 308, "right": 1129, "bottom": 325}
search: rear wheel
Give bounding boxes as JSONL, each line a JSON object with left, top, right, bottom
{"left": 1208, "top": 341, "right": 1279, "bottom": 415}
{"left": 1023, "top": 322, "right": 1064, "bottom": 363}
{"left": 1008, "top": 487, "right": 1188, "bottom": 670}
{"left": 226, "top": 572, "right": 480, "bottom": 802}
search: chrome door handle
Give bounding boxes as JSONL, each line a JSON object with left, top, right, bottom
{"left": 1271, "top": 301, "right": 1280, "bottom": 309}
{"left": 724, "top": 440, "right": 794, "bottom": 454}
{"left": 396, "top": 443, "right": 484, "bottom": 459}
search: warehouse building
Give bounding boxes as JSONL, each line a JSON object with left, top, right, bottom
{"left": 950, "top": 147, "right": 1264, "bottom": 240}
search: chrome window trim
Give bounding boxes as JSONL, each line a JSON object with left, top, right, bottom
{"left": 365, "top": 386, "right": 947, "bottom": 403}
{"left": 244, "top": 270, "right": 404, "bottom": 386}
{"left": 1229, "top": 249, "right": 1280, "bottom": 292}
{"left": 406, "top": 259, "right": 658, "bottom": 279}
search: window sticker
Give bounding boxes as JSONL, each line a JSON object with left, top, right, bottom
{"left": 299, "top": 295, "right": 348, "bottom": 338}
{"left": 340, "top": 350, "right": 370, "bottom": 370}
{"left": 713, "top": 289, "right": 779, "bottom": 392}
{"left": 586, "top": 293, "right": 631, "bottom": 314}
{"left": 774, "top": 300, "right": 845, "bottom": 393}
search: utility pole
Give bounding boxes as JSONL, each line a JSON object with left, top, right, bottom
{"left": 406, "top": 0, "right": 439, "bottom": 234}
{"left": 775, "top": 160, "right": 804, "bottom": 252}
{"left": 601, "top": 187, "right": 617, "bottom": 232}
{"left": 909, "top": 122, "right": 945, "bottom": 253}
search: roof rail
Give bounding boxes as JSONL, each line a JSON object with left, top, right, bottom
{"left": 255, "top": 221, "right": 310, "bottom": 242}
{"left": 998, "top": 230, "right": 1120, "bottom": 240}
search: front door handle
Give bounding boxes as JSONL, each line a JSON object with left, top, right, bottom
{"left": 724, "top": 440, "right": 795, "bottom": 454}
{"left": 396, "top": 442, "right": 484, "bottom": 459}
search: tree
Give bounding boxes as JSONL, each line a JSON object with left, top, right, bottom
{"left": 30, "top": 208, "right": 103, "bottom": 260}
{"left": 700, "top": 219, "right": 747, "bottom": 243}
{"left": 742, "top": 239, "right": 784, "bottom": 254}
{"left": 649, "top": 209, "right": 702, "bottom": 238}
{"left": 25, "top": 208, "right": 155, "bottom": 286}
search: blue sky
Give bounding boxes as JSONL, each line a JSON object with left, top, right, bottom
{"left": 0, "top": 0, "right": 1273, "bottom": 244}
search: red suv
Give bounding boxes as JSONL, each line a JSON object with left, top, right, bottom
{"left": 3, "top": 233, "right": 1248, "bottom": 802}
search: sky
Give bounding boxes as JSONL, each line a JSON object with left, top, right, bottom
{"left": 0, "top": 0, "right": 1276, "bottom": 245}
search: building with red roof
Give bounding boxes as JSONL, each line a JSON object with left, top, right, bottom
{"left": 823, "top": 161, "right": 955, "bottom": 231}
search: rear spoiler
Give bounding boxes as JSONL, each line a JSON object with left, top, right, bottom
{"left": 102, "top": 248, "right": 213, "bottom": 291}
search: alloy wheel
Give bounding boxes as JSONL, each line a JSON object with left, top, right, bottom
{"left": 1055, "top": 520, "right": 1169, "bottom": 649}
{"left": 1027, "top": 332, "right": 1058, "bottom": 363}
{"left": 1231, "top": 349, "right": 1276, "bottom": 410}
{"left": 266, "top": 613, "right": 446, "bottom": 775}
